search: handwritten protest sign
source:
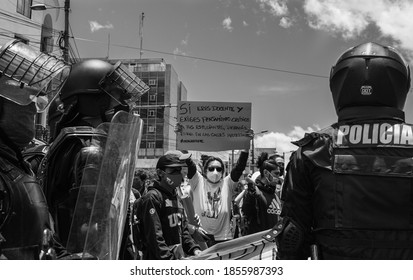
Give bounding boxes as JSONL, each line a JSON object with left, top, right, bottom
{"left": 177, "top": 101, "right": 252, "bottom": 151}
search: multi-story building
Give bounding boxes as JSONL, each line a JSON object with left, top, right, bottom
{"left": 107, "top": 58, "right": 187, "bottom": 167}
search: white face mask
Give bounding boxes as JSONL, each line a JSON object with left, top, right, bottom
{"left": 206, "top": 170, "right": 222, "bottom": 183}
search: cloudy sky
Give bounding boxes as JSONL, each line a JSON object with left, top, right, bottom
{"left": 68, "top": 0, "right": 413, "bottom": 153}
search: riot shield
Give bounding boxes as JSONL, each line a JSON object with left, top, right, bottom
{"left": 66, "top": 111, "right": 143, "bottom": 259}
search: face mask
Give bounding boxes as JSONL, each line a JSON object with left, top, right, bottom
{"left": 264, "top": 170, "right": 281, "bottom": 187}
{"left": 164, "top": 173, "right": 183, "bottom": 189}
{"left": 0, "top": 99, "right": 36, "bottom": 149}
{"left": 207, "top": 171, "right": 222, "bottom": 183}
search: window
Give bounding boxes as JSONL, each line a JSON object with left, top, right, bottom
{"left": 148, "top": 110, "right": 155, "bottom": 117}
{"left": 128, "top": 64, "right": 136, "bottom": 72}
{"left": 148, "top": 126, "right": 155, "bottom": 133}
{"left": 147, "top": 142, "right": 155, "bottom": 149}
{"left": 149, "top": 79, "right": 157, "bottom": 86}
{"left": 41, "top": 36, "right": 53, "bottom": 53}
{"left": 149, "top": 94, "right": 156, "bottom": 101}
{"left": 17, "top": 0, "right": 32, "bottom": 18}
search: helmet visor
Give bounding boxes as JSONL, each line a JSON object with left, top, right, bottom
{"left": 99, "top": 61, "right": 149, "bottom": 108}
{"left": 0, "top": 40, "right": 70, "bottom": 112}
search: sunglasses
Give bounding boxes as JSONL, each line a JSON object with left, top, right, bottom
{"left": 165, "top": 167, "right": 182, "bottom": 175}
{"left": 208, "top": 166, "right": 223, "bottom": 172}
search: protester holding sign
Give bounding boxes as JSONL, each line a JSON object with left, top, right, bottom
{"left": 186, "top": 149, "right": 249, "bottom": 246}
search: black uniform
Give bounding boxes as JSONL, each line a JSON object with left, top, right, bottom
{"left": 38, "top": 126, "right": 106, "bottom": 249}
{"left": 0, "top": 141, "right": 60, "bottom": 259}
{"left": 279, "top": 107, "right": 413, "bottom": 259}
{"left": 274, "top": 42, "right": 413, "bottom": 260}
{"left": 134, "top": 180, "right": 200, "bottom": 260}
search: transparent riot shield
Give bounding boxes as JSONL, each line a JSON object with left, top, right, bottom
{"left": 66, "top": 111, "right": 143, "bottom": 259}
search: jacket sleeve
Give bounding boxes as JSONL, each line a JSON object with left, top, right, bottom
{"left": 186, "top": 157, "right": 198, "bottom": 179}
{"left": 230, "top": 150, "right": 249, "bottom": 182}
{"left": 241, "top": 185, "right": 258, "bottom": 219}
{"left": 140, "top": 192, "right": 175, "bottom": 260}
{"left": 277, "top": 148, "right": 313, "bottom": 260}
{"left": 180, "top": 205, "right": 201, "bottom": 255}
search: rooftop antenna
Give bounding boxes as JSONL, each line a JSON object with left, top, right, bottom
{"left": 139, "top": 12, "right": 144, "bottom": 59}
{"left": 106, "top": 33, "right": 110, "bottom": 59}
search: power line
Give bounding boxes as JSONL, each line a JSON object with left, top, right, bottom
{"left": 73, "top": 37, "right": 329, "bottom": 79}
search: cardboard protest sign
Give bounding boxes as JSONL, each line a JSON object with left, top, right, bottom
{"left": 176, "top": 101, "right": 252, "bottom": 151}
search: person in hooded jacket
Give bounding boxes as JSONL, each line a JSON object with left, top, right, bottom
{"left": 133, "top": 152, "right": 201, "bottom": 259}
{"left": 242, "top": 153, "right": 283, "bottom": 235}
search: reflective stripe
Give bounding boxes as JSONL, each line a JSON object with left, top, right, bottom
{"left": 333, "top": 154, "right": 413, "bottom": 177}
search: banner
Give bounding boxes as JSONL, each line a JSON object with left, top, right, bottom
{"left": 191, "top": 230, "right": 277, "bottom": 260}
{"left": 177, "top": 101, "right": 252, "bottom": 151}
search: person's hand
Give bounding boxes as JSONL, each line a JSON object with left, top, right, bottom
{"left": 245, "top": 176, "right": 256, "bottom": 193}
{"left": 193, "top": 214, "right": 202, "bottom": 227}
{"left": 196, "top": 226, "right": 209, "bottom": 238}
{"left": 193, "top": 249, "right": 202, "bottom": 256}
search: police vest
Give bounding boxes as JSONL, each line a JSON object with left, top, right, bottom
{"left": 301, "top": 120, "right": 413, "bottom": 231}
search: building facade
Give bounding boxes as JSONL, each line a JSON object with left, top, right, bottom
{"left": 0, "top": 0, "right": 66, "bottom": 141}
{"left": 107, "top": 58, "right": 187, "bottom": 165}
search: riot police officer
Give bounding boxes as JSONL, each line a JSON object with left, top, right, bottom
{"left": 38, "top": 59, "right": 148, "bottom": 258}
{"left": 272, "top": 42, "right": 413, "bottom": 259}
{"left": 0, "top": 40, "right": 70, "bottom": 259}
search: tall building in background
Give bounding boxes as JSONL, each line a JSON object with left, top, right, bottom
{"left": 107, "top": 58, "right": 187, "bottom": 166}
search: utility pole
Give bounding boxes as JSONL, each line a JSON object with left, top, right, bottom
{"left": 139, "top": 12, "right": 144, "bottom": 59}
{"left": 250, "top": 130, "right": 268, "bottom": 172}
{"left": 63, "top": 0, "right": 70, "bottom": 62}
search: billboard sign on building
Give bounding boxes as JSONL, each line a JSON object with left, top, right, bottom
{"left": 176, "top": 101, "right": 252, "bottom": 151}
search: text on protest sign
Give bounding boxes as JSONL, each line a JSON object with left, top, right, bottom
{"left": 177, "top": 101, "right": 252, "bottom": 151}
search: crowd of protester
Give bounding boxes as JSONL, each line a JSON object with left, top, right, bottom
{"left": 2, "top": 39, "right": 413, "bottom": 260}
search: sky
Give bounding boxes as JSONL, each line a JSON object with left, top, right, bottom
{"left": 67, "top": 0, "right": 413, "bottom": 153}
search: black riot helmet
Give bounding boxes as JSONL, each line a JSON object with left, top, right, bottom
{"left": 60, "top": 59, "right": 117, "bottom": 118}
{"left": 57, "top": 59, "right": 149, "bottom": 132}
{"left": 330, "top": 42, "right": 411, "bottom": 114}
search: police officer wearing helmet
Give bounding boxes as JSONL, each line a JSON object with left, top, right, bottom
{"left": 38, "top": 59, "right": 148, "bottom": 258}
{"left": 0, "top": 40, "right": 70, "bottom": 259}
{"left": 271, "top": 42, "right": 413, "bottom": 259}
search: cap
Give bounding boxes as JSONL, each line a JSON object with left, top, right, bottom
{"left": 156, "top": 153, "right": 187, "bottom": 170}
{"left": 164, "top": 150, "right": 192, "bottom": 161}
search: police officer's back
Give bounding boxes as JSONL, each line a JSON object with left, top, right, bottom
{"left": 276, "top": 42, "right": 413, "bottom": 259}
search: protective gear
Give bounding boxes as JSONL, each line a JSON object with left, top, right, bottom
{"left": 60, "top": 59, "right": 149, "bottom": 114}
{"left": 330, "top": 42, "right": 411, "bottom": 114}
{"left": 0, "top": 39, "right": 70, "bottom": 112}
{"left": 37, "top": 126, "right": 107, "bottom": 247}
{"left": 0, "top": 157, "right": 51, "bottom": 259}
{"left": 0, "top": 98, "right": 36, "bottom": 149}
{"left": 206, "top": 170, "right": 222, "bottom": 183}
{"left": 22, "top": 140, "right": 48, "bottom": 175}
{"left": 56, "top": 59, "right": 148, "bottom": 137}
